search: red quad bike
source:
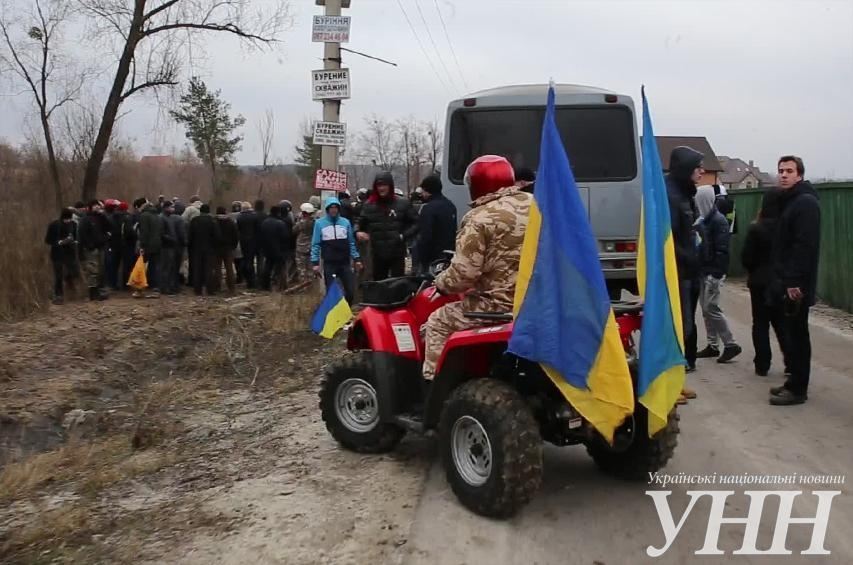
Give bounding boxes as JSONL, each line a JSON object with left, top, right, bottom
{"left": 319, "top": 262, "right": 680, "bottom": 518}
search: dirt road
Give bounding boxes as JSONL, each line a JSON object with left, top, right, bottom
{"left": 2, "top": 284, "right": 852, "bottom": 564}
{"left": 401, "top": 285, "right": 853, "bottom": 565}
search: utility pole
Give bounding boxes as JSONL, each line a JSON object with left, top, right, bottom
{"left": 321, "top": 0, "right": 340, "bottom": 174}
{"left": 318, "top": 0, "right": 345, "bottom": 173}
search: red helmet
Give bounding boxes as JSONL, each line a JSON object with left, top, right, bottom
{"left": 118, "top": 201, "right": 129, "bottom": 211}
{"left": 104, "top": 198, "right": 120, "bottom": 209}
{"left": 463, "top": 155, "right": 515, "bottom": 201}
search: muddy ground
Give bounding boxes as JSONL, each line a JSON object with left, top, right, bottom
{"left": 0, "top": 291, "right": 429, "bottom": 564}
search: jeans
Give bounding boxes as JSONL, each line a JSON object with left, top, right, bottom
{"left": 700, "top": 275, "right": 736, "bottom": 348}
{"left": 679, "top": 278, "right": 701, "bottom": 367}
{"left": 159, "top": 247, "right": 180, "bottom": 293}
{"left": 324, "top": 262, "right": 355, "bottom": 304}
{"left": 783, "top": 301, "right": 811, "bottom": 395}
{"left": 749, "top": 285, "right": 790, "bottom": 373}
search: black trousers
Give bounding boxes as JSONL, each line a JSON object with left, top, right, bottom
{"left": 679, "top": 278, "right": 701, "bottom": 367}
{"left": 749, "top": 285, "right": 790, "bottom": 373}
{"left": 192, "top": 250, "right": 216, "bottom": 295}
{"left": 51, "top": 256, "right": 77, "bottom": 298}
{"left": 241, "top": 243, "right": 257, "bottom": 288}
{"left": 260, "top": 255, "right": 284, "bottom": 291}
{"left": 324, "top": 261, "right": 355, "bottom": 305}
{"left": 372, "top": 255, "right": 405, "bottom": 282}
{"left": 783, "top": 302, "right": 812, "bottom": 396}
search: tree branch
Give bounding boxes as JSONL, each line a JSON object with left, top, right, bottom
{"left": 121, "top": 79, "right": 179, "bottom": 101}
{"left": 143, "top": 0, "right": 181, "bottom": 22}
{"left": 144, "top": 22, "right": 277, "bottom": 44}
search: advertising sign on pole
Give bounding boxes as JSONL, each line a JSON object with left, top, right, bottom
{"left": 313, "top": 121, "right": 347, "bottom": 147}
{"left": 311, "top": 68, "right": 350, "bottom": 100}
{"left": 312, "top": 15, "right": 351, "bottom": 43}
{"left": 314, "top": 169, "right": 349, "bottom": 192}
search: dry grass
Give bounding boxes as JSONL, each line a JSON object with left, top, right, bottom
{"left": 0, "top": 435, "right": 178, "bottom": 504}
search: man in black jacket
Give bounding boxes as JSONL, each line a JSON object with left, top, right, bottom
{"left": 666, "top": 146, "right": 703, "bottom": 400}
{"left": 187, "top": 204, "right": 221, "bottom": 296}
{"left": 236, "top": 202, "right": 259, "bottom": 288}
{"left": 415, "top": 175, "right": 457, "bottom": 273}
{"left": 259, "top": 206, "right": 291, "bottom": 291}
{"left": 742, "top": 189, "right": 790, "bottom": 377}
{"left": 45, "top": 208, "right": 78, "bottom": 304}
{"left": 768, "top": 156, "right": 821, "bottom": 406}
{"left": 356, "top": 172, "right": 418, "bottom": 280}
{"left": 214, "top": 206, "right": 239, "bottom": 294}
{"left": 77, "top": 200, "right": 111, "bottom": 301}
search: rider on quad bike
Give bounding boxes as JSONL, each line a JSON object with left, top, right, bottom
{"left": 319, "top": 156, "right": 680, "bottom": 519}
{"left": 422, "top": 155, "right": 530, "bottom": 382}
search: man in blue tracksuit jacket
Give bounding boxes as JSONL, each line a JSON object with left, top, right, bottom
{"left": 311, "top": 196, "right": 362, "bottom": 304}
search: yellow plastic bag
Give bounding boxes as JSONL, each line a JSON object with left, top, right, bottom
{"left": 128, "top": 255, "right": 148, "bottom": 290}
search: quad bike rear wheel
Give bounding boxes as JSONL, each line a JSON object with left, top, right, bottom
{"left": 438, "top": 379, "right": 542, "bottom": 518}
{"left": 586, "top": 405, "right": 680, "bottom": 480}
{"left": 319, "top": 353, "right": 405, "bottom": 453}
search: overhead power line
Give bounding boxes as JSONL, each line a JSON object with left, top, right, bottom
{"left": 395, "top": 0, "right": 452, "bottom": 95}
{"left": 413, "top": 0, "right": 458, "bottom": 93}
{"left": 433, "top": 0, "right": 469, "bottom": 91}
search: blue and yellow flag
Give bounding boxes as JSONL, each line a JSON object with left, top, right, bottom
{"left": 310, "top": 279, "right": 352, "bottom": 339}
{"left": 508, "top": 85, "right": 634, "bottom": 443}
{"left": 636, "top": 88, "right": 686, "bottom": 435}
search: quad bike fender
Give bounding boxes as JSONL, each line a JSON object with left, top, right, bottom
{"left": 366, "top": 351, "right": 423, "bottom": 422}
{"left": 347, "top": 307, "right": 422, "bottom": 361}
{"left": 425, "top": 323, "right": 513, "bottom": 429}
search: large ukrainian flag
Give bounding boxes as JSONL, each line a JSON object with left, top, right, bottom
{"left": 508, "top": 85, "right": 634, "bottom": 443}
{"left": 636, "top": 88, "right": 686, "bottom": 435}
{"left": 310, "top": 278, "right": 352, "bottom": 339}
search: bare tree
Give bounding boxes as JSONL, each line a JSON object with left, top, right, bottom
{"left": 426, "top": 118, "right": 442, "bottom": 173}
{"left": 257, "top": 108, "right": 274, "bottom": 171}
{"left": 355, "top": 114, "right": 401, "bottom": 173}
{"left": 77, "top": 0, "right": 291, "bottom": 202}
{"left": 58, "top": 100, "right": 101, "bottom": 191}
{"left": 0, "top": 0, "right": 85, "bottom": 212}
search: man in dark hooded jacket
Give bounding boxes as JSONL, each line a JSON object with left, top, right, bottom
{"left": 767, "top": 156, "right": 820, "bottom": 406}
{"left": 741, "top": 189, "right": 790, "bottom": 377}
{"left": 356, "top": 172, "right": 418, "bottom": 280}
{"left": 415, "top": 174, "right": 457, "bottom": 273}
{"left": 187, "top": 204, "right": 221, "bottom": 296}
{"left": 666, "top": 146, "right": 704, "bottom": 398}
{"left": 77, "top": 200, "right": 111, "bottom": 300}
{"left": 45, "top": 208, "right": 79, "bottom": 304}
{"left": 259, "top": 206, "right": 291, "bottom": 291}
{"left": 135, "top": 197, "right": 165, "bottom": 294}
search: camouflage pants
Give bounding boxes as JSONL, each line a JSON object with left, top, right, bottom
{"left": 80, "top": 249, "right": 104, "bottom": 288}
{"left": 422, "top": 302, "right": 481, "bottom": 380}
{"left": 296, "top": 252, "right": 313, "bottom": 283}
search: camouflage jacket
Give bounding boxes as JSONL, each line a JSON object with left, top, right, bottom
{"left": 435, "top": 186, "right": 532, "bottom": 313}
{"left": 293, "top": 217, "right": 315, "bottom": 254}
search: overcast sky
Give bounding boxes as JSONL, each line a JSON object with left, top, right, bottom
{"left": 2, "top": 0, "right": 852, "bottom": 178}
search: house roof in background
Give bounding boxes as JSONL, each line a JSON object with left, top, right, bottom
{"left": 653, "top": 136, "right": 723, "bottom": 172}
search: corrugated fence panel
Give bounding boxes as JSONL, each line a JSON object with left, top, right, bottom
{"left": 729, "top": 184, "right": 853, "bottom": 313}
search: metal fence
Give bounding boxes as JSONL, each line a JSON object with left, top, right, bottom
{"left": 728, "top": 183, "right": 853, "bottom": 313}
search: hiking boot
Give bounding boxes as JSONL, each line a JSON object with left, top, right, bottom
{"left": 717, "top": 344, "right": 742, "bottom": 363}
{"left": 769, "top": 388, "right": 807, "bottom": 406}
{"left": 88, "top": 287, "right": 99, "bottom": 301}
{"left": 52, "top": 296, "right": 64, "bottom": 305}
{"left": 755, "top": 368, "right": 769, "bottom": 377}
{"left": 696, "top": 346, "right": 720, "bottom": 359}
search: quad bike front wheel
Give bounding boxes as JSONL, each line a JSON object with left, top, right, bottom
{"left": 586, "top": 405, "right": 680, "bottom": 480}
{"left": 319, "top": 353, "right": 405, "bottom": 453}
{"left": 439, "top": 379, "right": 543, "bottom": 518}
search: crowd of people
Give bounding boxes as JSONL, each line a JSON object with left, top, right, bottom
{"left": 665, "top": 150, "right": 821, "bottom": 406}
{"left": 44, "top": 171, "right": 461, "bottom": 307}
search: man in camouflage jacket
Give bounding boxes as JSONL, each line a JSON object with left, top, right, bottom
{"left": 422, "top": 183, "right": 531, "bottom": 380}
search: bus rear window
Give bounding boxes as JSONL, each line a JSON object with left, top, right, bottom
{"left": 448, "top": 106, "right": 637, "bottom": 183}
